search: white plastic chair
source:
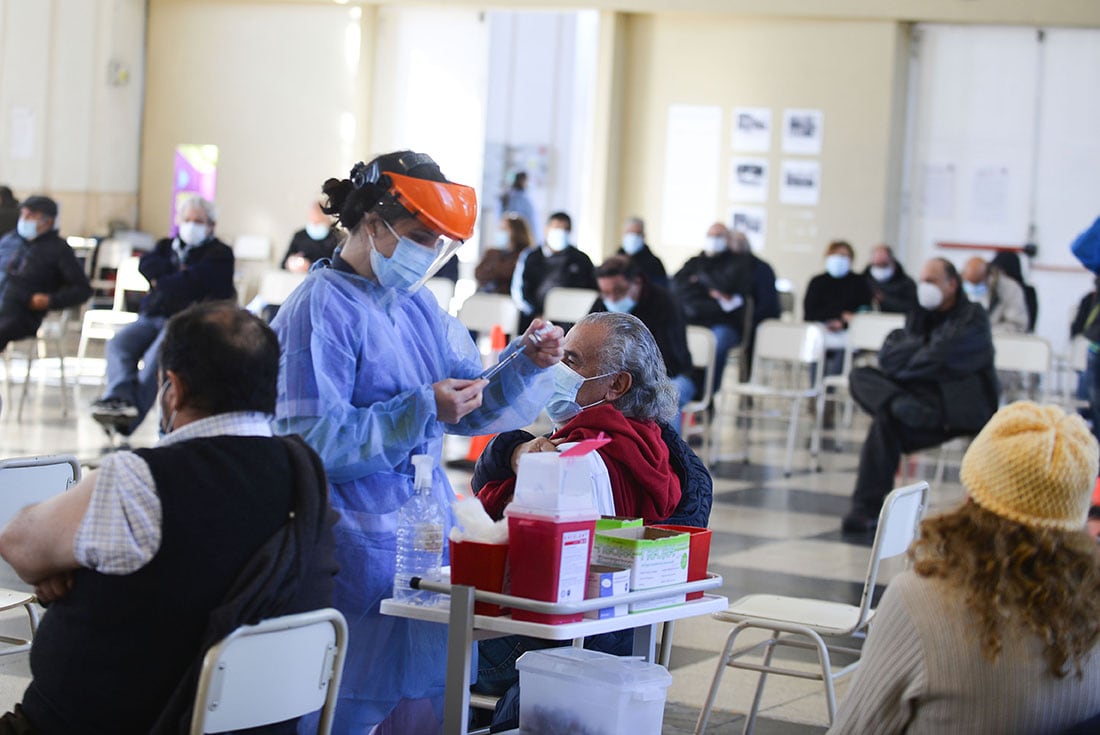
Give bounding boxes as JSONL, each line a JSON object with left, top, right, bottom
{"left": 682, "top": 326, "right": 717, "bottom": 460}
{"left": 4, "top": 309, "right": 76, "bottom": 422}
{"left": 712, "top": 320, "right": 826, "bottom": 476}
{"left": 822, "top": 312, "right": 905, "bottom": 428}
{"left": 458, "top": 292, "right": 520, "bottom": 336}
{"left": 189, "top": 608, "right": 348, "bottom": 735}
{"left": 257, "top": 270, "right": 307, "bottom": 309}
{"left": 88, "top": 239, "right": 134, "bottom": 308}
{"left": 993, "top": 333, "right": 1053, "bottom": 403}
{"left": 77, "top": 255, "right": 150, "bottom": 381}
{"left": 541, "top": 287, "right": 598, "bottom": 325}
{"left": 695, "top": 482, "right": 929, "bottom": 734}
{"left": 1060, "top": 335, "right": 1091, "bottom": 412}
{"left": 424, "top": 278, "right": 456, "bottom": 313}
{"left": 233, "top": 235, "right": 274, "bottom": 306}
{"left": 0, "top": 455, "right": 80, "bottom": 654}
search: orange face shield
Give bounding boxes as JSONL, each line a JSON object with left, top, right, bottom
{"left": 386, "top": 171, "right": 477, "bottom": 242}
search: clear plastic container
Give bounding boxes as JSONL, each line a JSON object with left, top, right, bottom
{"left": 515, "top": 648, "right": 673, "bottom": 735}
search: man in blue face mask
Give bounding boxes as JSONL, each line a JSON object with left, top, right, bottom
{"left": 281, "top": 201, "right": 344, "bottom": 274}
{"left": 0, "top": 195, "right": 91, "bottom": 353}
{"left": 961, "top": 256, "right": 1029, "bottom": 334}
{"left": 591, "top": 256, "right": 695, "bottom": 430}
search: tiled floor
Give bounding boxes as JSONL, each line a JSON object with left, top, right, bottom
{"left": 0, "top": 355, "right": 969, "bottom": 733}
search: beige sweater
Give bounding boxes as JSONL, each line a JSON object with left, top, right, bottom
{"left": 829, "top": 571, "right": 1100, "bottom": 734}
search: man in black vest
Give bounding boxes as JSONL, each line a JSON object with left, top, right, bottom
{"left": 0, "top": 302, "right": 337, "bottom": 735}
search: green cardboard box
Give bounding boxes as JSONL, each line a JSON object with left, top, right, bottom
{"left": 595, "top": 516, "right": 644, "bottom": 532}
{"left": 592, "top": 527, "right": 689, "bottom": 612}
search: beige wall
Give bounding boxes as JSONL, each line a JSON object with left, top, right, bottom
{"left": 615, "top": 15, "right": 909, "bottom": 310}
{"left": 141, "top": 1, "right": 375, "bottom": 250}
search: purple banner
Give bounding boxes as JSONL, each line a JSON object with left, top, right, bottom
{"left": 170, "top": 144, "right": 219, "bottom": 235}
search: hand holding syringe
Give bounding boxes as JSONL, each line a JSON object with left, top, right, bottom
{"left": 479, "top": 320, "right": 562, "bottom": 379}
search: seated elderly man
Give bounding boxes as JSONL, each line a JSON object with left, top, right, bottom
{"left": 470, "top": 312, "right": 712, "bottom": 728}
{"left": 961, "top": 256, "right": 1028, "bottom": 333}
{"left": 842, "top": 257, "right": 999, "bottom": 533}
{"left": 92, "top": 195, "right": 235, "bottom": 437}
{"left": 0, "top": 302, "right": 337, "bottom": 735}
{"left": 474, "top": 311, "right": 711, "bottom": 525}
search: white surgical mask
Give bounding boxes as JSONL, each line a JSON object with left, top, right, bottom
{"left": 494, "top": 230, "right": 511, "bottom": 250}
{"left": 825, "top": 254, "right": 851, "bottom": 279}
{"left": 705, "top": 236, "right": 727, "bottom": 255}
{"left": 545, "top": 228, "right": 569, "bottom": 253}
{"left": 16, "top": 217, "right": 38, "bottom": 241}
{"left": 546, "top": 362, "right": 614, "bottom": 425}
{"left": 917, "top": 281, "right": 944, "bottom": 311}
{"left": 869, "top": 265, "right": 894, "bottom": 283}
{"left": 370, "top": 220, "right": 439, "bottom": 291}
{"left": 621, "top": 232, "right": 644, "bottom": 255}
{"left": 305, "top": 222, "right": 330, "bottom": 241}
{"left": 178, "top": 221, "right": 210, "bottom": 247}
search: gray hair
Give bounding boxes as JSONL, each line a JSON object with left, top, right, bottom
{"left": 177, "top": 194, "right": 218, "bottom": 225}
{"left": 579, "top": 311, "right": 678, "bottom": 422}
{"left": 623, "top": 216, "right": 644, "bottom": 232}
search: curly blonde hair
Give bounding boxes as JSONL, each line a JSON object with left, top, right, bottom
{"left": 910, "top": 500, "right": 1100, "bottom": 678}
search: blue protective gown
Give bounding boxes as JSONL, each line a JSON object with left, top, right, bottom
{"left": 271, "top": 260, "right": 552, "bottom": 731}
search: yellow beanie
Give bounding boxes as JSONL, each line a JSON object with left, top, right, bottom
{"left": 960, "top": 401, "right": 1099, "bottom": 531}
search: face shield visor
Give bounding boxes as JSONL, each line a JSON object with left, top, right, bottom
{"left": 385, "top": 171, "right": 477, "bottom": 293}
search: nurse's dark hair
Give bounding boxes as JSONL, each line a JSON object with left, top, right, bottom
{"left": 321, "top": 150, "right": 447, "bottom": 231}
{"left": 158, "top": 301, "right": 279, "bottom": 415}
{"left": 579, "top": 311, "right": 678, "bottom": 422}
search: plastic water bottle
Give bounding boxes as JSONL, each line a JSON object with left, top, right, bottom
{"left": 393, "top": 454, "right": 445, "bottom": 605}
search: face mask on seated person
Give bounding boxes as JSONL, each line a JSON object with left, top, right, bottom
{"left": 825, "top": 254, "right": 851, "bottom": 278}
{"left": 545, "top": 228, "right": 569, "bottom": 252}
{"left": 545, "top": 362, "right": 615, "bottom": 425}
{"left": 621, "top": 232, "right": 644, "bottom": 255}
{"left": 869, "top": 265, "right": 894, "bottom": 282}
{"left": 962, "top": 281, "right": 988, "bottom": 300}
{"left": 178, "top": 222, "right": 210, "bottom": 247}
{"left": 16, "top": 218, "right": 38, "bottom": 241}
{"left": 917, "top": 281, "right": 944, "bottom": 311}
{"left": 305, "top": 222, "right": 330, "bottom": 241}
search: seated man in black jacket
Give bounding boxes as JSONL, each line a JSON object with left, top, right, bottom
{"left": 672, "top": 223, "right": 755, "bottom": 390}
{"left": 0, "top": 302, "right": 337, "bottom": 735}
{"left": 591, "top": 256, "right": 694, "bottom": 430}
{"left": 0, "top": 195, "right": 91, "bottom": 351}
{"left": 92, "top": 195, "right": 235, "bottom": 435}
{"left": 512, "top": 211, "right": 596, "bottom": 332}
{"left": 863, "top": 243, "right": 917, "bottom": 314}
{"left": 281, "top": 200, "right": 344, "bottom": 273}
{"left": 842, "top": 257, "right": 999, "bottom": 533}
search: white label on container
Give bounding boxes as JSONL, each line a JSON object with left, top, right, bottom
{"left": 556, "top": 530, "right": 590, "bottom": 603}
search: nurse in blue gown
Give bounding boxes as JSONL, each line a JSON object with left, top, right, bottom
{"left": 271, "top": 151, "right": 562, "bottom": 733}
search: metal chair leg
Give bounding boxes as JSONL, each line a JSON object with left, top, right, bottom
{"left": 783, "top": 398, "right": 800, "bottom": 476}
{"left": 742, "top": 633, "right": 779, "bottom": 735}
{"left": 695, "top": 624, "right": 746, "bottom": 735}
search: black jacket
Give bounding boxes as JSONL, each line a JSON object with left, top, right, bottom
{"left": 803, "top": 272, "right": 872, "bottom": 324}
{"left": 139, "top": 236, "right": 235, "bottom": 318}
{"left": 672, "top": 251, "right": 753, "bottom": 327}
{"left": 0, "top": 205, "right": 18, "bottom": 239}
{"left": 0, "top": 228, "right": 91, "bottom": 325}
{"left": 863, "top": 264, "right": 917, "bottom": 315}
{"left": 281, "top": 228, "right": 343, "bottom": 269}
{"left": 878, "top": 296, "right": 999, "bottom": 433}
{"left": 617, "top": 244, "right": 668, "bottom": 288}
{"left": 590, "top": 280, "right": 692, "bottom": 378}
{"left": 518, "top": 245, "right": 596, "bottom": 328}
{"left": 471, "top": 423, "right": 712, "bottom": 529}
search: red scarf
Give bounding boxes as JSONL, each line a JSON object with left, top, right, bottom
{"left": 479, "top": 403, "right": 681, "bottom": 522}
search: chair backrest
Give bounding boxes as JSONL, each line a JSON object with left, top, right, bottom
{"left": 424, "top": 278, "right": 455, "bottom": 312}
{"left": 542, "top": 287, "right": 598, "bottom": 325}
{"left": 747, "top": 320, "right": 826, "bottom": 390}
{"left": 93, "top": 239, "right": 133, "bottom": 273}
{"left": 993, "top": 333, "right": 1053, "bottom": 375}
{"left": 458, "top": 293, "right": 520, "bottom": 335}
{"left": 845, "top": 313, "right": 905, "bottom": 353}
{"left": 0, "top": 455, "right": 81, "bottom": 590}
{"left": 685, "top": 325, "right": 717, "bottom": 409}
{"left": 775, "top": 279, "right": 796, "bottom": 322}
{"left": 258, "top": 270, "right": 307, "bottom": 307}
{"left": 233, "top": 235, "right": 273, "bottom": 262}
{"left": 855, "top": 481, "right": 929, "bottom": 627}
{"left": 190, "top": 608, "right": 348, "bottom": 735}
{"left": 112, "top": 256, "right": 151, "bottom": 311}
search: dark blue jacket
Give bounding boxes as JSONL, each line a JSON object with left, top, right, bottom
{"left": 139, "top": 236, "right": 235, "bottom": 318}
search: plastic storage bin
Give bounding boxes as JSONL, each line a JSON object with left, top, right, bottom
{"left": 515, "top": 647, "right": 672, "bottom": 735}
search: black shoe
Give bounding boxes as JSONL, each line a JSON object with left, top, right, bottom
{"left": 91, "top": 398, "right": 139, "bottom": 420}
{"left": 841, "top": 510, "right": 878, "bottom": 534}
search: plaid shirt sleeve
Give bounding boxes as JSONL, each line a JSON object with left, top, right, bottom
{"left": 73, "top": 452, "right": 162, "bottom": 575}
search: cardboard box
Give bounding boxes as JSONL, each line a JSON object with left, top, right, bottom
{"left": 585, "top": 565, "right": 631, "bottom": 619}
{"left": 592, "top": 527, "right": 689, "bottom": 612}
{"left": 596, "top": 516, "right": 644, "bottom": 532}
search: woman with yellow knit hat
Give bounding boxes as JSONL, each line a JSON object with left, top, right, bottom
{"left": 830, "top": 401, "right": 1100, "bottom": 734}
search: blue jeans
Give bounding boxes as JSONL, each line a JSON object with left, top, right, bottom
{"left": 103, "top": 314, "right": 167, "bottom": 432}
{"left": 711, "top": 324, "right": 742, "bottom": 392}
{"left": 669, "top": 373, "right": 696, "bottom": 435}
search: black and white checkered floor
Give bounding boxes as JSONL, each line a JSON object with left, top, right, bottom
{"left": 0, "top": 358, "right": 969, "bottom": 733}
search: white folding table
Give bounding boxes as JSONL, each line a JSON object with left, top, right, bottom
{"left": 381, "top": 574, "right": 727, "bottom": 735}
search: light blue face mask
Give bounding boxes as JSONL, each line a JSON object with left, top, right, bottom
{"left": 305, "top": 222, "right": 330, "bottom": 241}
{"left": 621, "top": 232, "right": 644, "bottom": 255}
{"left": 603, "top": 295, "right": 636, "bottom": 314}
{"left": 16, "top": 218, "right": 38, "bottom": 241}
{"left": 962, "top": 281, "right": 988, "bottom": 300}
{"left": 546, "top": 362, "right": 615, "bottom": 425}
{"left": 370, "top": 220, "right": 439, "bottom": 291}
